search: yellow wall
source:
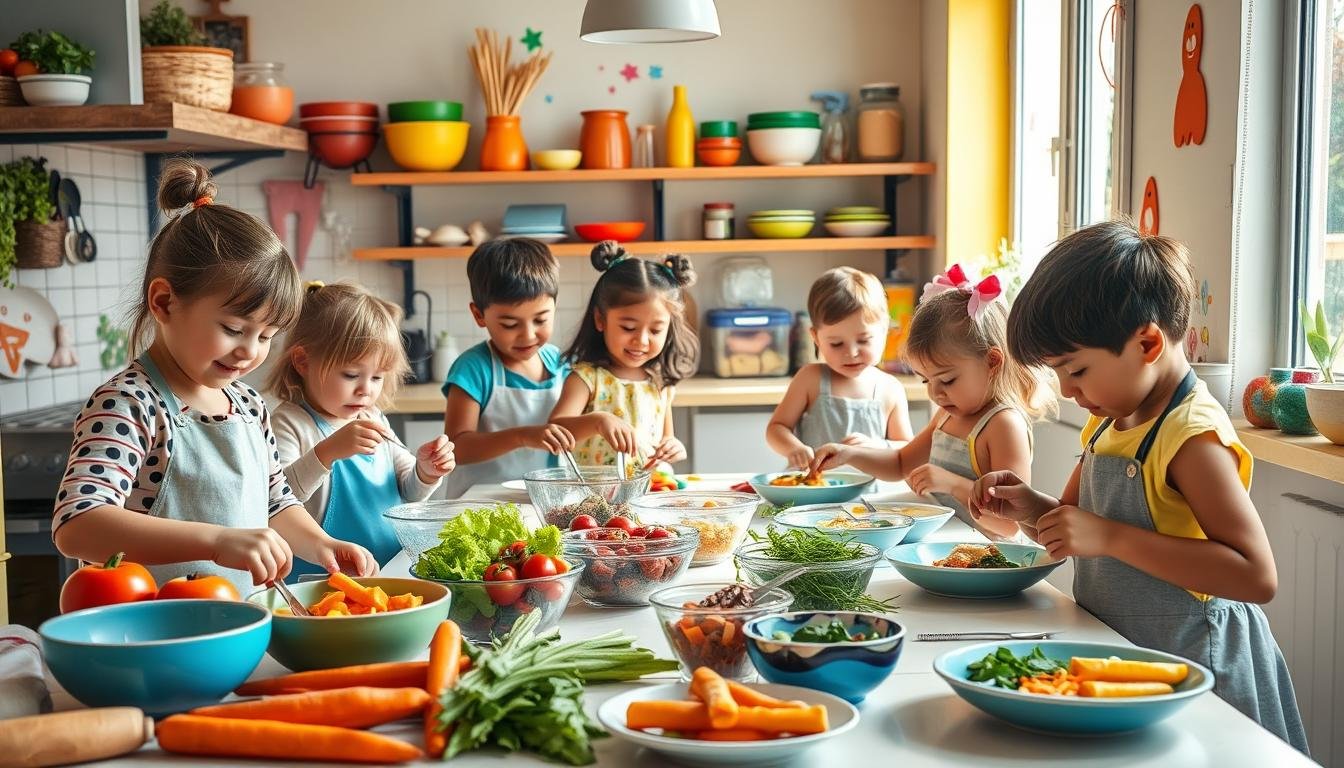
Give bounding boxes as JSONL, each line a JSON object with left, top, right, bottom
{"left": 945, "top": 0, "right": 1012, "bottom": 264}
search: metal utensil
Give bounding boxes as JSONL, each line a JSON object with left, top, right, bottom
{"left": 560, "top": 449, "right": 585, "bottom": 480}
{"left": 915, "top": 631, "right": 1058, "bottom": 642}
{"left": 697, "top": 564, "right": 821, "bottom": 608}
{"left": 59, "top": 178, "right": 96, "bottom": 262}
{"left": 270, "top": 579, "right": 310, "bottom": 616}
{"left": 615, "top": 451, "right": 627, "bottom": 480}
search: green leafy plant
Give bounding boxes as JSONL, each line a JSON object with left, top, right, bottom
{"left": 0, "top": 157, "right": 56, "bottom": 288}
{"left": 98, "top": 315, "right": 129, "bottom": 370}
{"left": 1300, "top": 300, "right": 1343, "bottom": 384}
{"left": 9, "top": 30, "right": 94, "bottom": 75}
{"left": 140, "top": 0, "right": 205, "bottom": 47}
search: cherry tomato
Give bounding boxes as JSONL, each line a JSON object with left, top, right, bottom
{"left": 536, "top": 580, "right": 566, "bottom": 601}
{"left": 551, "top": 556, "right": 571, "bottom": 574}
{"left": 483, "top": 562, "right": 524, "bottom": 606}
{"left": 497, "top": 540, "right": 529, "bottom": 563}
{"left": 628, "top": 526, "right": 648, "bottom": 538}
{"left": 645, "top": 527, "right": 673, "bottom": 540}
{"left": 521, "top": 553, "right": 559, "bottom": 580}
{"left": 606, "top": 516, "right": 637, "bottom": 533}
{"left": 569, "top": 514, "right": 600, "bottom": 531}
{"left": 0, "top": 50, "right": 18, "bottom": 76}
{"left": 12, "top": 60, "right": 39, "bottom": 78}
{"left": 59, "top": 552, "right": 158, "bottom": 614}
{"left": 155, "top": 572, "right": 241, "bottom": 601}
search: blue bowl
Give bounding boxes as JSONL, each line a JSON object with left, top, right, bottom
{"left": 744, "top": 611, "right": 905, "bottom": 702}
{"left": 40, "top": 599, "right": 271, "bottom": 717}
{"left": 886, "top": 541, "right": 1064, "bottom": 598}
{"left": 774, "top": 503, "right": 914, "bottom": 552}
{"left": 933, "top": 640, "right": 1214, "bottom": 735}
{"left": 748, "top": 470, "right": 874, "bottom": 507}
{"left": 860, "top": 494, "right": 955, "bottom": 543}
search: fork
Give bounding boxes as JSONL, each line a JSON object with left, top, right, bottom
{"left": 915, "top": 631, "right": 1058, "bottom": 641}
{"left": 270, "top": 579, "right": 310, "bottom": 617}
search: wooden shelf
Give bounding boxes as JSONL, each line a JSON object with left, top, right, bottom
{"left": 355, "top": 235, "right": 935, "bottom": 261}
{"left": 1234, "top": 420, "right": 1344, "bottom": 483}
{"left": 349, "top": 162, "right": 935, "bottom": 186}
{"left": 0, "top": 103, "right": 307, "bottom": 153}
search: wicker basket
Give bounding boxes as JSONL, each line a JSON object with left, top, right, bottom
{"left": 15, "top": 220, "right": 65, "bottom": 269}
{"left": 0, "top": 76, "right": 22, "bottom": 106}
{"left": 141, "top": 45, "right": 234, "bottom": 111}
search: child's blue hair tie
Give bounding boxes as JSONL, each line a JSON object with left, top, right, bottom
{"left": 659, "top": 263, "right": 676, "bottom": 281}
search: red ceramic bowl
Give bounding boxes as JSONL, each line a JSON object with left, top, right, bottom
{"left": 697, "top": 146, "right": 742, "bottom": 167}
{"left": 299, "top": 101, "right": 378, "bottom": 118}
{"left": 574, "top": 221, "right": 647, "bottom": 243}
{"left": 300, "top": 117, "right": 380, "bottom": 133}
{"left": 696, "top": 136, "right": 743, "bottom": 148}
{"left": 309, "top": 131, "right": 379, "bottom": 168}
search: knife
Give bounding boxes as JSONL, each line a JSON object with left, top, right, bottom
{"left": 915, "top": 631, "right": 1058, "bottom": 641}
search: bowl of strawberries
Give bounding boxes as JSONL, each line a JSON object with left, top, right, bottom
{"left": 560, "top": 518, "right": 699, "bottom": 607}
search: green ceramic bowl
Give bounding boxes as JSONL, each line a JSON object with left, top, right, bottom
{"left": 387, "top": 100, "right": 464, "bottom": 123}
{"left": 700, "top": 120, "right": 738, "bottom": 138}
{"left": 747, "top": 111, "right": 821, "bottom": 128}
{"left": 249, "top": 577, "right": 450, "bottom": 671}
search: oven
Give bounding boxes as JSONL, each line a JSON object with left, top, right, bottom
{"left": 2, "top": 402, "right": 83, "bottom": 628}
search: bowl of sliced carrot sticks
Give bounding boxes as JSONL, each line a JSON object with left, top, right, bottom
{"left": 248, "top": 574, "right": 450, "bottom": 671}
{"left": 596, "top": 666, "right": 859, "bottom": 767}
{"left": 933, "top": 640, "right": 1214, "bottom": 735}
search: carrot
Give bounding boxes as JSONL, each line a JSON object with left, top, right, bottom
{"left": 681, "top": 625, "right": 706, "bottom": 645}
{"left": 720, "top": 620, "right": 736, "bottom": 646}
{"left": 699, "top": 615, "right": 725, "bottom": 634}
{"left": 1069, "top": 657, "right": 1188, "bottom": 684}
{"left": 311, "top": 591, "right": 346, "bottom": 616}
{"left": 190, "top": 687, "right": 430, "bottom": 728}
{"left": 735, "top": 705, "right": 828, "bottom": 735}
{"left": 726, "top": 681, "right": 806, "bottom": 709}
{"left": 328, "top": 572, "right": 380, "bottom": 608}
{"left": 1079, "top": 680, "right": 1175, "bottom": 697}
{"left": 1019, "top": 670, "right": 1081, "bottom": 696}
{"left": 689, "top": 667, "right": 739, "bottom": 729}
{"left": 625, "top": 700, "right": 712, "bottom": 731}
{"left": 236, "top": 661, "right": 429, "bottom": 696}
{"left": 156, "top": 714, "right": 423, "bottom": 764}
{"left": 693, "top": 728, "right": 772, "bottom": 741}
{"left": 388, "top": 593, "right": 423, "bottom": 611}
{"left": 424, "top": 621, "right": 462, "bottom": 759}
{"left": 326, "top": 601, "right": 351, "bottom": 616}
{"left": 370, "top": 586, "right": 390, "bottom": 612}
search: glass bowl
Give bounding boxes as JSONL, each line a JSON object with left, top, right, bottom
{"left": 560, "top": 525, "right": 699, "bottom": 606}
{"left": 523, "top": 466, "right": 652, "bottom": 528}
{"left": 648, "top": 582, "right": 794, "bottom": 681}
{"left": 382, "top": 499, "right": 500, "bottom": 561}
{"left": 733, "top": 540, "right": 882, "bottom": 611}
{"left": 409, "top": 559, "right": 583, "bottom": 645}
{"left": 628, "top": 490, "right": 760, "bottom": 566}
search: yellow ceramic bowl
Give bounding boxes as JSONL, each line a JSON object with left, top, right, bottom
{"left": 382, "top": 121, "right": 470, "bottom": 172}
{"left": 747, "top": 218, "right": 815, "bottom": 239}
{"left": 532, "top": 149, "right": 583, "bottom": 170}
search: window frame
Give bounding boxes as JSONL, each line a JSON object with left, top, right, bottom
{"left": 1282, "top": 0, "right": 1326, "bottom": 367}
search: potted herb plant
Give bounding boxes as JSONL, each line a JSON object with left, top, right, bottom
{"left": 0, "top": 157, "right": 59, "bottom": 287}
{"left": 140, "top": 0, "right": 234, "bottom": 111}
{"left": 1302, "top": 301, "right": 1344, "bottom": 444}
{"left": 9, "top": 30, "right": 95, "bottom": 106}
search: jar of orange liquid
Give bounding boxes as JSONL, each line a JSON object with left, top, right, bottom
{"left": 230, "top": 63, "right": 294, "bottom": 124}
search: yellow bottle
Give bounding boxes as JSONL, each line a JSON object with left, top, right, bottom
{"left": 665, "top": 84, "right": 695, "bottom": 168}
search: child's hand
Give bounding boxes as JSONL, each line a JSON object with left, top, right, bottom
{"left": 786, "top": 444, "right": 815, "bottom": 470}
{"left": 523, "top": 424, "right": 576, "bottom": 454}
{"left": 646, "top": 436, "right": 687, "bottom": 468}
{"left": 1036, "top": 505, "right": 1113, "bottom": 559}
{"left": 841, "top": 433, "right": 880, "bottom": 448}
{"left": 906, "top": 463, "right": 959, "bottom": 498}
{"left": 317, "top": 419, "right": 391, "bottom": 465}
{"left": 969, "top": 470, "right": 1053, "bottom": 524}
{"left": 312, "top": 537, "right": 379, "bottom": 577}
{"left": 597, "top": 413, "right": 639, "bottom": 455}
{"left": 212, "top": 527, "right": 293, "bottom": 585}
{"left": 415, "top": 435, "right": 456, "bottom": 480}
{"left": 809, "top": 442, "right": 852, "bottom": 474}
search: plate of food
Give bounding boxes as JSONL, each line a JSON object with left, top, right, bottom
{"left": 933, "top": 640, "right": 1213, "bottom": 735}
{"left": 773, "top": 503, "right": 915, "bottom": 552}
{"left": 596, "top": 667, "right": 859, "bottom": 767}
{"left": 747, "top": 470, "right": 874, "bottom": 506}
{"left": 885, "top": 541, "right": 1064, "bottom": 598}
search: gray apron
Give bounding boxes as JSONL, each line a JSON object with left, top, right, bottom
{"left": 927, "top": 404, "right": 1015, "bottom": 527}
{"left": 796, "top": 367, "right": 886, "bottom": 447}
{"left": 1076, "top": 370, "right": 1308, "bottom": 754}
{"left": 140, "top": 353, "right": 272, "bottom": 597}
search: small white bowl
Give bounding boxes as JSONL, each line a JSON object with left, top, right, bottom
{"left": 824, "top": 220, "right": 890, "bottom": 237}
{"left": 746, "top": 127, "right": 821, "bottom": 166}
{"left": 18, "top": 74, "right": 91, "bottom": 106}
{"left": 1305, "top": 382, "right": 1344, "bottom": 444}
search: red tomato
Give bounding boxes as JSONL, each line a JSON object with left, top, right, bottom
{"left": 12, "top": 60, "right": 39, "bottom": 78}
{"left": 155, "top": 573, "right": 241, "bottom": 601}
{"left": 645, "top": 527, "right": 673, "bottom": 540}
{"left": 59, "top": 552, "right": 158, "bottom": 614}
{"left": 0, "top": 50, "right": 18, "bottom": 76}
{"left": 521, "top": 553, "right": 559, "bottom": 580}
{"left": 628, "top": 526, "right": 648, "bottom": 538}
{"left": 536, "top": 580, "right": 566, "bottom": 602}
{"left": 483, "top": 562, "right": 524, "bottom": 606}
{"left": 497, "top": 540, "right": 529, "bottom": 563}
{"left": 569, "top": 514, "right": 599, "bottom": 531}
{"left": 606, "top": 516, "right": 637, "bottom": 533}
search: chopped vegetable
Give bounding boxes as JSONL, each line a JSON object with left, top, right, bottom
{"left": 965, "top": 646, "right": 1068, "bottom": 689}
{"left": 415, "top": 503, "right": 562, "bottom": 582}
{"left": 1069, "top": 656, "right": 1188, "bottom": 684}
{"left": 624, "top": 670, "right": 830, "bottom": 742}
{"left": 626, "top": 700, "right": 713, "bottom": 731}
{"left": 690, "top": 667, "right": 739, "bottom": 729}
{"left": 1079, "top": 680, "right": 1175, "bottom": 697}
{"left": 772, "top": 618, "right": 879, "bottom": 643}
{"left": 933, "top": 544, "right": 1021, "bottom": 569}
{"left": 189, "top": 687, "right": 431, "bottom": 728}
{"left": 155, "top": 714, "right": 424, "bottom": 764}
{"left": 301, "top": 574, "right": 422, "bottom": 617}
{"left": 725, "top": 681, "right": 806, "bottom": 709}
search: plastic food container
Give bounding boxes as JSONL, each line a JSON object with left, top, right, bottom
{"left": 705, "top": 308, "right": 792, "bottom": 378}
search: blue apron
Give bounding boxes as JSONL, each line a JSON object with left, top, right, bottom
{"left": 287, "top": 403, "right": 404, "bottom": 580}
{"left": 796, "top": 366, "right": 885, "bottom": 447}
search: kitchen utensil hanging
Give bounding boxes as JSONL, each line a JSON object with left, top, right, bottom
{"left": 58, "top": 177, "right": 96, "bottom": 262}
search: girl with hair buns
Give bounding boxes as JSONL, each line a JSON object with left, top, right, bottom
{"left": 549, "top": 241, "right": 700, "bottom": 469}
{"left": 52, "top": 159, "right": 375, "bottom": 594}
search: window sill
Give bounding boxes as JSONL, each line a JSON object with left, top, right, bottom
{"left": 1233, "top": 420, "right": 1344, "bottom": 484}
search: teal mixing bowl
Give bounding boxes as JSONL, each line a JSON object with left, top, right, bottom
{"left": 40, "top": 599, "right": 271, "bottom": 717}
{"left": 886, "top": 541, "right": 1063, "bottom": 598}
{"left": 748, "top": 470, "right": 874, "bottom": 506}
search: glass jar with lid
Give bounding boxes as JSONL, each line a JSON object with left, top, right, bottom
{"left": 856, "top": 82, "right": 905, "bottom": 162}
{"left": 230, "top": 62, "right": 294, "bottom": 124}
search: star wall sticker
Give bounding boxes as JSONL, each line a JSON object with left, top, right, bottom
{"left": 620, "top": 63, "right": 639, "bottom": 82}
{"left": 649, "top": 65, "right": 663, "bottom": 79}
{"left": 521, "top": 27, "right": 543, "bottom": 51}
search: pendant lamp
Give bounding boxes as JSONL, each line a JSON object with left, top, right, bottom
{"left": 580, "top": 0, "right": 721, "bottom": 44}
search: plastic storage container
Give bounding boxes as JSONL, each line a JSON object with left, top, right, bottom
{"left": 705, "top": 308, "right": 792, "bottom": 378}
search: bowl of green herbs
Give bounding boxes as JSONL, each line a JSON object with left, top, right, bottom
{"left": 732, "top": 527, "right": 894, "bottom": 612}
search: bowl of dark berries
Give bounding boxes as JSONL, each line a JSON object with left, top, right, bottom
{"left": 559, "top": 519, "right": 699, "bottom": 607}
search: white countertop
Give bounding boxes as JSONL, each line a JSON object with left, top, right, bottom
{"left": 59, "top": 477, "right": 1311, "bottom": 766}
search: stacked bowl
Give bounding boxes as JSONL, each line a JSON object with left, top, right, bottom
{"left": 383, "top": 100, "right": 469, "bottom": 172}
{"left": 299, "top": 101, "right": 380, "bottom": 170}
{"left": 746, "top": 111, "right": 821, "bottom": 166}
{"left": 697, "top": 120, "right": 742, "bottom": 167}
{"left": 824, "top": 205, "right": 891, "bottom": 237}
{"left": 746, "top": 209, "right": 815, "bottom": 239}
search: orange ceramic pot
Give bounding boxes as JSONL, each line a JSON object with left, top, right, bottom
{"left": 580, "top": 110, "right": 631, "bottom": 169}
{"left": 480, "top": 115, "right": 528, "bottom": 171}
{"left": 230, "top": 85, "right": 294, "bottom": 124}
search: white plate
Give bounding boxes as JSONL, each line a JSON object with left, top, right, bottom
{"left": 596, "top": 682, "right": 859, "bottom": 767}
{"left": 501, "top": 479, "right": 526, "bottom": 490}
{"left": 824, "top": 220, "right": 890, "bottom": 237}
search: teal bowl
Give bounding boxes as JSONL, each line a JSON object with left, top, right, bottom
{"left": 886, "top": 541, "right": 1063, "bottom": 598}
{"left": 773, "top": 503, "right": 914, "bottom": 552}
{"left": 748, "top": 470, "right": 875, "bottom": 507}
{"left": 387, "top": 100, "right": 463, "bottom": 122}
{"left": 933, "top": 640, "right": 1214, "bottom": 735}
{"left": 249, "top": 577, "right": 450, "bottom": 671}
{"left": 745, "top": 611, "right": 905, "bottom": 702}
{"left": 40, "top": 599, "right": 271, "bottom": 716}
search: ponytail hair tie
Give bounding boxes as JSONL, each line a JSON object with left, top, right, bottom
{"left": 305, "top": 280, "right": 325, "bottom": 294}
{"left": 192, "top": 195, "right": 214, "bottom": 209}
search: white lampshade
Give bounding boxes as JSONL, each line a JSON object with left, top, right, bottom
{"left": 580, "top": 0, "right": 721, "bottom": 44}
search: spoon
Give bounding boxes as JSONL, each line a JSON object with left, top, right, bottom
{"left": 59, "top": 178, "right": 96, "bottom": 262}
{"left": 698, "top": 564, "right": 823, "bottom": 609}
{"left": 270, "top": 579, "right": 310, "bottom": 616}
{"left": 560, "top": 449, "right": 585, "bottom": 481}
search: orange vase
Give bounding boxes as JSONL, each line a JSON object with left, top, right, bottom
{"left": 480, "top": 115, "right": 528, "bottom": 171}
{"left": 580, "top": 110, "right": 631, "bottom": 169}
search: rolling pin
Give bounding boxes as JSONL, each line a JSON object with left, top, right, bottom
{"left": 0, "top": 707, "right": 153, "bottom": 768}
